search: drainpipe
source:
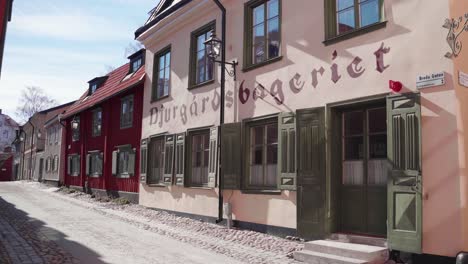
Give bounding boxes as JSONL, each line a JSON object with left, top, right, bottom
{"left": 210, "top": 0, "right": 226, "bottom": 224}
{"left": 27, "top": 119, "right": 35, "bottom": 181}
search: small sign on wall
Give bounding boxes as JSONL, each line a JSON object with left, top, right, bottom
{"left": 460, "top": 71, "right": 468, "bottom": 88}
{"left": 416, "top": 72, "right": 445, "bottom": 89}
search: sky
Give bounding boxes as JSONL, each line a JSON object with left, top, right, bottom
{"left": 0, "top": 0, "right": 158, "bottom": 122}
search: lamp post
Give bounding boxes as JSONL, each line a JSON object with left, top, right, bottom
{"left": 204, "top": 0, "right": 237, "bottom": 225}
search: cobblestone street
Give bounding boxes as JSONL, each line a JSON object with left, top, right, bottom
{"left": 0, "top": 182, "right": 302, "bottom": 264}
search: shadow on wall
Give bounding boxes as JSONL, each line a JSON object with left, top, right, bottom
{"left": 420, "top": 72, "right": 464, "bottom": 256}
{"left": 0, "top": 197, "right": 108, "bottom": 264}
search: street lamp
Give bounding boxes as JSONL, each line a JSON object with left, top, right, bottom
{"left": 204, "top": 30, "right": 238, "bottom": 81}
{"left": 71, "top": 117, "right": 79, "bottom": 130}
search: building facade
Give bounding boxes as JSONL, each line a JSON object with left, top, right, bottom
{"left": 62, "top": 49, "right": 145, "bottom": 203}
{"left": 135, "top": 0, "right": 467, "bottom": 260}
{"left": 0, "top": 109, "right": 19, "bottom": 154}
{"left": 0, "top": 0, "right": 12, "bottom": 77}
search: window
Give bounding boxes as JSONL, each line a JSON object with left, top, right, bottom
{"left": 54, "top": 126, "right": 59, "bottom": 144}
{"left": 88, "top": 152, "right": 103, "bottom": 176}
{"left": 51, "top": 156, "right": 55, "bottom": 173}
{"left": 244, "top": 0, "right": 281, "bottom": 68}
{"left": 72, "top": 117, "right": 80, "bottom": 142}
{"left": 325, "top": 0, "right": 384, "bottom": 41}
{"left": 54, "top": 155, "right": 59, "bottom": 172}
{"left": 131, "top": 57, "right": 143, "bottom": 73}
{"left": 45, "top": 157, "right": 50, "bottom": 172}
{"left": 68, "top": 154, "right": 80, "bottom": 176}
{"left": 112, "top": 146, "right": 135, "bottom": 177}
{"left": 47, "top": 128, "right": 53, "bottom": 145}
{"left": 189, "top": 21, "right": 215, "bottom": 87}
{"left": 120, "top": 95, "right": 134, "bottom": 129}
{"left": 189, "top": 131, "right": 210, "bottom": 186}
{"left": 246, "top": 119, "right": 278, "bottom": 189}
{"left": 92, "top": 108, "right": 102, "bottom": 137}
{"left": 152, "top": 46, "right": 171, "bottom": 101}
{"left": 147, "top": 137, "right": 165, "bottom": 184}
{"left": 91, "top": 83, "right": 98, "bottom": 94}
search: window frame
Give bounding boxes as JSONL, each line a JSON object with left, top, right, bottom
{"left": 120, "top": 95, "right": 134, "bottom": 129}
{"left": 92, "top": 108, "right": 103, "bottom": 137}
{"left": 151, "top": 45, "right": 172, "bottom": 102}
{"left": 69, "top": 154, "right": 80, "bottom": 177}
{"left": 243, "top": 0, "right": 282, "bottom": 72}
{"left": 88, "top": 151, "right": 103, "bottom": 177}
{"left": 146, "top": 135, "right": 166, "bottom": 185}
{"left": 324, "top": 0, "right": 386, "bottom": 45}
{"left": 54, "top": 155, "right": 59, "bottom": 172}
{"left": 242, "top": 114, "right": 279, "bottom": 191}
{"left": 115, "top": 145, "right": 135, "bottom": 178}
{"left": 188, "top": 20, "right": 216, "bottom": 89}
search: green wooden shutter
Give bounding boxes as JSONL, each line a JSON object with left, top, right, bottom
{"left": 278, "top": 112, "right": 296, "bottom": 190}
{"left": 86, "top": 154, "right": 90, "bottom": 176}
{"left": 387, "top": 93, "right": 422, "bottom": 254}
{"left": 175, "top": 133, "right": 185, "bottom": 186}
{"left": 163, "top": 135, "right": 175, "bottom": 185}
{"left": 67, "top": 156, "right": 71, "bottom": 175}
{"left": 296, "top": 107, "right": 326, "bottom": 240}
{"left": 221, "top": 123, "right": 242, "bottom": 189}
{"left": 128, "top": 149, "right": 136, "bottom": 176}
{"left": 140, "top": 138, "right": 148, "bottom": 183}
{"left": 112, "top": 151, "right": 118, "bottom": 176}
{"left": 208, "top": 127, "right": 218, "bottom": 188}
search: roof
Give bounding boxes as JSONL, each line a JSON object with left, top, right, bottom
{"left": 44, "top": 101, "right": 76, "bottom": 126}
{"left": 135, "top": 0, "right": 192, "bottom": 39}
{"left": 63, "top": 62, "right": 146, "bottom": 119}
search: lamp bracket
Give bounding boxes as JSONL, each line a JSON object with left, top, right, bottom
{"left": 214, "top": 60, "right": 238, "bottom": 81}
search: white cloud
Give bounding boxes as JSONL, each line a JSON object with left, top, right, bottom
{"left": 10, "top": 13, "right": 133, "bottom": 42}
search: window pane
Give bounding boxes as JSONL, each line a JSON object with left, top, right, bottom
{"left": 344, "top": 111, "right": 363, "bottom": 136}
{"left": 196, "top": 50, "right": 206, "bottom": 83}
{"left": 343, "top": 160, "right": 364, "bottom": 185}
{"left": 252, "top": 126, "right": 264, "bottom": 146}
{"left": 267, "top": 17, "right": 280, "bottom": 59}
{"left": 253, "top": 147, "right": 263, "bottom": 165}
{"left": 337, "top": 0, "right": 354, "bottom": 11}
{"left": 197, "top": 34, "right": 206, "bottom": 51}
{"left": 159, "top": 56, "right": 165, "bottom": 70}
{"left": 205, "top": 58, "right": 213, "bottom": 82}
{"left": 368, "top": 108, "right": 386, "bottom": 133}
{"left": 267, "top": 0, "right": 279, "bottom": 19}
{"left": 344, "top": 137, "right": 364, "bottom": 160}
{"left": 337, "top": 8, "right": 356, "bottom": 34}
{"left": 253, "top": 24, "right": 265, "bottom": 45}
{"left": 253, "top": 4, "right": 265, "bottom": 26}
{"left": 369, "top": 134, "right": 387, "bottom": 159}
{"left": 165, "top": 52, "right": 171, "bottom": 67}
{"left": 267, "top": 145, "right": 277, "bottom": 164}
{"left": 254, "top": 43, "right": 266, "bottom": 64}
{"left": 267, "top": 124, "right": 278, "bottom": 144}
{"left": 360, "top": 0, "right": 379, "bottom": 27}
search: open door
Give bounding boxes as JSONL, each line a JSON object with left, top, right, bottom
{"left": 387, "top": 93, "right": 422, "bottom": 253}
{"left": 296, "top": 107, "right": 326, "bottom": 240}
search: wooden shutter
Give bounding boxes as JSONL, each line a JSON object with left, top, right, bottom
{"left": 278, "top": 112, "right": 296, "bottom": 190}
{"left": 140, "top": 138, "right": 148, "bottom": 183}
{"left": 296, "top": 107, "right": 326, "bottom": 240}
{"left": 221, "top": 123, "right": 242, "bottom": 189}
{"left": 207, "top": 127, "right": 218, "bottom": 188}
{"left": 112, "top": 151, "right": 118, "bottom": 175}
{"left": 67, "top": 156, "right": 71, "bottom": 175}
{"left": 387, "top": 93, "right": 422, "bottom": 253}
{"left": 174, "top": 133, "right": 185, "bottom": 186}
{"left": 128, "top": 149, "right": 136, "bottom": 176}
{"left": 86, "top": 154, "right": 90, "bottom": 176}
{"left": 98, "top": 153, "right": 103, "bottom": 175}
{"left": 76, "top": 155, "right": 81, "bottom": 175}
{"left": 163, "top": 135, "right": 175, "bottom": 185}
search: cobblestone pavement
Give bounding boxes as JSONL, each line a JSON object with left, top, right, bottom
{"left": 0, "top": 192, "right": 79, "bottom": 264}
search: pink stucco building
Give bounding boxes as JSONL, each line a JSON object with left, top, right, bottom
{"left": 135, "top": 0, "right": 468, "bottom": 261}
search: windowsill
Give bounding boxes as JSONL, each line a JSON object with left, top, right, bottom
{"left": 151, "top": 94, "right": 170, "bottom": 104}
{"left": 70, "top": 174, "right": 79, "bottom": 177}
{"left": 88, "top": 174, "right": 102, "bottom": 178}
{"left": 115, "top": 173, "right": 132, "bottom": 178}
{"left": 120, "top": 125, "right": 133, "bottom": 130}
{"left": 241, "top": 189, "right": 282, "bottom": 195}
{"left": 188, "top": 79, "right": 215, "bottom": 90}
{"left": 242, "top": 56, "right": 283, "bottom": 73}
{"left": 186, "top": 185, "right": 214, "bottom": 190}
{"left": 323, "top": 21, "right": 387, "bottom": 46}
{"left": 147, "top": 183, "right": 167, "bottom": 188}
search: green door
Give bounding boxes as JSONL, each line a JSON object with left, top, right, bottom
{"left": 340, "top": 106, "right": 388, "bottom": 236}
{"left": 296, "top": 107, "right": 326, "bottom": 240}
{"left": 387, "top": 93, "right": 422, "bottom": 253}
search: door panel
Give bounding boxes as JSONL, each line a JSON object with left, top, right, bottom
{"left": 297, "top": 107, "right": 326, "bottom": 240}
{"left": 387, "top": 93, "right": 422, "bottom": 253}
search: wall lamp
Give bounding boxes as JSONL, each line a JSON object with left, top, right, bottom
{"left": 204, "top": 30, "right": 238, "bottom": 81}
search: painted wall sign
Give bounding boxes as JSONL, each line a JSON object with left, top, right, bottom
{"left": 459, "top": 71, "right": 468, "bottom": 88}
{"left": 416, "top": 72, "right": 445, "bottom": 89}
{"left": 149, "top": 43, "right": 391, "bottom": 127}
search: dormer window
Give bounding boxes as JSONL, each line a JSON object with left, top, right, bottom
{"left": 91, "top": 83, "right": 98, "bottom": 94}
{"left": 127, "top": 49, "right": 146, "bottom": 75}
{"left": 131, "top": 57, "right": 143, "bottom": 73}
{"left": 88, "top": 76, "right": 108, "bottom": 95}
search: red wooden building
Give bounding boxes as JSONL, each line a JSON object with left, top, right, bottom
{"left": 62, "top": 49, "right": 145, "bottom": 202}
{"left": 0, "top": 152, "right": 12, "bottom": 181}
{"left": 0, "top": 0, "right": 13, "bottom": 77}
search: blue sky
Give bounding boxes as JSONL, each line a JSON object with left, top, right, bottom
{"left": 0, "top": 0, "right": 158, "bottom": 121}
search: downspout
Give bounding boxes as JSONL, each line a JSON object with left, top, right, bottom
{"left": 20, "top": 129, "right": 25, "bottom": 180}
{"left": 27, "top": 119, "right": 35, "bottom": 181}
{"left": 211, "top": 0, "right": 226, "bottom": 224}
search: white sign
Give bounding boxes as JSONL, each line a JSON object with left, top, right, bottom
{"left": 460, "top": 71, "right": 468, "bottom": 88}
{"left": 416, "top": 72, "right": 445, "bottom": 89}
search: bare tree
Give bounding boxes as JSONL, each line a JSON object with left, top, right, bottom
{"left": 124, "top": 42, "right": 144, "bottom": 58}
{"left": 15, "top": 86, "right": 58, "bottom": 124}
{"left": 104, "top": 65, "right": 116, "bottom": 75}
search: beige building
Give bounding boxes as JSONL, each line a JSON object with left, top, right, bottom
{"left": 135, "top": 0, "right": 467, "bottom": 261}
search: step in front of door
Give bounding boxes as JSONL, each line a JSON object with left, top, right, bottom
{"left": 294, "top": 240, "right": 388, "bottom": 264}
{"left": 293, "top": 250, "right": 368, "bottom": 264}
